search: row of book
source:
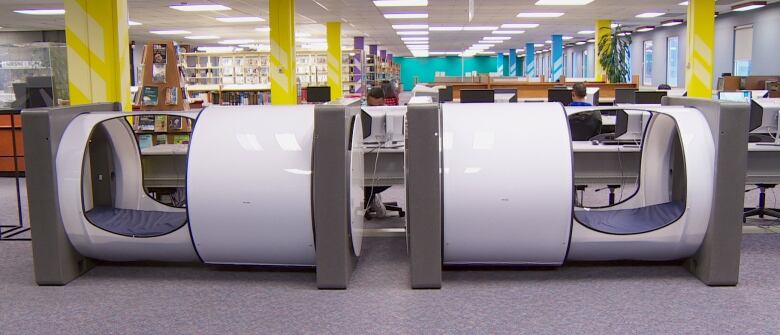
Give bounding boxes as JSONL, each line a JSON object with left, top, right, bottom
{"left": 135, "top": 86, "right": 188, "bottom": 106}
{"left": 218, "top": 91, "right": 271, "bottom": 105}
{"left": 134, "top": 115, "right": 193, "bottom": 133}
{"left": 137, "top": 133, "right": 191, "bottom": 149}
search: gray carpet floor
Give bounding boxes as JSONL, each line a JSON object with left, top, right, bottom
{"left": 2, "top": 178, "right": 780, "bottom": 334}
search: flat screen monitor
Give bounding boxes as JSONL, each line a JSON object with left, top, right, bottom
{"left": 494, "top": 88, "right": 518, "bottom": 102}
{"left": 634, "top": 90, "right": 667, "bottom": 104}
{"left": 750, "top": 99, "right": 780, "bottom": 134}
{"left": 614, "top": 88, "right": 638, "bottom": 104}
{"left": 461, "top": 89, "right": 494, "bottom": 103}
{"left": 718, "top": 91, "right": 751, "bottom": 103}
{"left": 439, "top": 86, "right": 453, "bottom": 102}
{"left": 548, "top": 88, "right": 572, "bottom": 106}
{"left": 26, "top": 87, "right": 54, "bottom": 108}
{"left": 307, "top": 86, "right": 331, "bottom": 103}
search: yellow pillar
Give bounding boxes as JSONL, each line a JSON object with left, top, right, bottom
{"left": 685, "top": 0, "right": 715, "bottom": 98}
{"left": 326, "top": 22, "right": 343, "bottom": 100}
{"left": 64, "top": 0, "right": 131, "bottom": 110}
{"left": 594, "top": 19, "right": 612, "bottom": 82}
{"left": 269, "top": 0, "right": 297, "bottom": 105}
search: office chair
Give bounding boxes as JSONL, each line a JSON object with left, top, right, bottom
{"left": 568, "top": 111, "right": 603, "bottom": 141}
{"left": 744, "top": 185, "right": 780, "bottom": 220}
{"left": 364, "top": 187, "right": 405, "bottom": 219}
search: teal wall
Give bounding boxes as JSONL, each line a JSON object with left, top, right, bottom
{"left": 395, "top": 56, "right": 499, "bottom": 90}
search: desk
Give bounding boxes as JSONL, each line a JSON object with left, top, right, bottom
{"left": 364, "top": 146, "right": 405, "bottom": 187}
{"left": 141, "top": 144, "right": 188, "bottom": 188}
{"left": 746, "top": 143, "right": 780, "bottom": 184}
{"left": 572, "top": 142, "right": 641, "bottom": 185}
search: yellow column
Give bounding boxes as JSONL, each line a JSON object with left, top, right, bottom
{"left": 685, "top": 0, "right": 715, "bottom": 98}
{"left": 326, "top": 22, "right": 343, "bottom": 100}
{"left": 594, "top": 19, "right": 612, "bottom": 82}
{"left": 269, "top": 0, "right": 297, "bottom": 105}
{"left": 64, "top": 0, "right": 131, "bottom": 110}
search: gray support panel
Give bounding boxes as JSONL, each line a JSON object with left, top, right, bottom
{"left": 663, "top": 97, "right": 748, "bottom": 286}
{"left": 22, "top": 103, "right": 122, "bottom": 285}
{"left": 313, "top": 101, "right": 361, "bottom": 289}
{"left": 405, "top": 104, "right": 442, "bottom": 289}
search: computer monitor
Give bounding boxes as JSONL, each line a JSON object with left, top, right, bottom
{"left": 749, "top": 99, "right": 780, "bottom": 134}
{"left": 548, "top": 88, "right": 572, "bottom": 106}
{"left": 634, "top": 90, "right": 667, "bottom": 104}
{"left": 585, "top": 87, "right": 600, "bottom": 106}
{"left": 413, "top": 91, "right": 439, "bottom": 103}
{"left": 361, "top": 106, "right": 407, "bottom": 145}
{"left": 718, "top": 91, "right": 752, "bottom": 103}
{"left": 614, "top": 88, "right": 637, "bottom": 104}
{"left": 493, "top": 88, "right": 518, "bottom": 103}
{"left": 439, "top": 86, "right": 453, "bottom": 102}
{"left": 615, "top": 110, "right": 650, "bottom": 141}
{"left": 306, "top": 86, "right": 331, "bottom": 103}
{"left": 461, "top": 89, "right": 494, "bottom": 103}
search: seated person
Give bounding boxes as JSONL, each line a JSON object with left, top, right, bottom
{"left": 382, "top": 81, "right": 399, "bottom": 106}
{"left": 569, "top": 83, "right": 592, "bottom": 106}
{"left": 367, "top": 87, "right": 385, "bottom": 106}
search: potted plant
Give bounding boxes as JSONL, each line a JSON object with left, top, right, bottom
{"left": 597, "top": 26, "right": 632, "bottom": 83}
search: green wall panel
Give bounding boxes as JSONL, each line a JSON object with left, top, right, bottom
{"left": 395, "top": 56, "right": 499, "bottom": 90}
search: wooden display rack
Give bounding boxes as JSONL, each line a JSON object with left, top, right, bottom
{"left": 137, "top": 40, "right": 189, "bottom": 111}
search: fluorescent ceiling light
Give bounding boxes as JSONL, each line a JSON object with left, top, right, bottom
{"left": 587, "top": 38, "right": 595, "bottom": 43}
{"left": 150, "top": 30, "right": 191, "bottom": 35}
{"left": 577, "top": 30, "right": 594, "bottom": 34}
{"left": 534, "top": 43, "right": 544, "bottom": 47}
{"left": 635, "top": 25, "right": 655, "bottom": 32}
{"left": 256, "top": 27, "right": 271, "bottom": 32}
{"left": 575, "top": 41, "right": 586, "bottom": 45}
{"left": 374, "top": 0, "right": 428, "bottom": 7}
{"left": 393, "top": 24, "right": 429, "bottom": 29}
{"left": 545, "top": 40, "right": 552, "bottom": 44}
{"left": 397, "top": 30, "right": 429, "bottom": 35}
{"left": 128, "top": 20, "right": 142, "bottom": 26}
{"left": 13, "top": 9, "right": 65, "bottom": 15}
{"left": 484, "top": 36, "right": 511, "bottom": 40}
{"left": 732, "top": 1, "right": 767, "bottom": 11}
{"left": 679, "top": 1, "right": 689, "bottom": 5}
{"left": 501, "top": 23, "right": 540, "bottom": 28}
{"left": 429, "top": 26, "right": 463, "bottom": 31}
{"left": 216, "top": 17, "right": 265, "bottom": 23}
{"left": 404, "top": 41, "right": 428, "bottom": 44}
{"left": 219, "top": 39, "right": 257, "bottom": 45}
{"left": 463, "top": 26, "right": 498, "bottom": 31}
{"left": 197, "top": 46, "right": 236, "bottom": 52}
{"left": 384, "top": 13, "right": 429, "bottom": 19}
{"left": 562, "top": 36, "right": 573, "bottom": 40}
{"left": 661, "top": 19, "right": 684, "bottom": 26}
{"left": 401, "top": 37, "right": 429, "bottom": 41}
{"left": 516, "top": 12, "right": 564, "bottom": 18}
{"left": 492, "top": 30, "right": 525, "bottom": 34}
{"left": 636, "top": 12, "right": 665, "bottom": 18}
{"left": 185, "top": 35, "right": 220, "bottom": 40}
{"left": 169, "top": 4, "right": 231, "bottom": 11}
{"left": 535, "top": 0, "right": 593, "bottom": 4}
{"left": 481, "top": 40, "right": 503, "bottom": 43}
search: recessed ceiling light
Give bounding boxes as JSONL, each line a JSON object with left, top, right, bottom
{"left": 393, "top": 24, "right": 429, "bottom": 29}
{"left": 463, "top": 26, "right": 498, "bottom": 31}
{"left": 185, "top": 35, "right": 220, "bottom": 40}
{"left": 397, "top": 30, "right": 429, "bottom": 35}
{"left": 170, "top": 4, "right": 231, "bottom": 12}
{"left": 661, "top": 19, "right": 684, "bottom": 26}
{"left": 484, "top": 36, "right": 511, "bottom": 40}
{"left": 534, "top": 43, "right": 544, "bottom": 47}
{"left": 587, "top": 38, "right": 595, "bottom": 43}
{"left": 481, "top": 40, "right": 504, "bottom": 43}
{"left": 384, "top": 13, "right": 429, "bottom": 19}
{"left": 150, "top": 30, "right": 191, "bottom": 35}
{"left": 636, "top": 12, "right": 665, "bottom": 18}
{"left": 256, "top": 27, "right": 271, "bottom": 32}
{"left": 128, "top": 20, "right": 142, "bottom": 26}
{"left": 219, "top": 39, "right": 257, "bottom": 45}
{"left": 197, "top": 46, "right": 237, "bottom": 52}
{"left": 13, "top": 9, "right": 65, "bottom": 15}
{"left": 732, "top": 1, "right": 767, "bottom": 11}
{"left": 636, "top": 25, "right": 655, "bottom": 32}
{"left": 562, "top": 36, "right": 573, "bottom": 40}
{"left": 401, "top": 37, "right": 428, "bottom": 41}
{"left": 216, "top": 17, "right": 265, "bottom": 23}
{"left": 678, "top": 1, "right": 689, "bottom": 5}
{"left": 429, "top": 26, "right": 463, "bottom": 31}
{"left": 611, "top": 23, "right": 619, "bottom": 28}
{"left": 492, "top": 30, "right": 525, "bottom": 34}
{"left": 374, "top": 0, "right": 428, "bottom": 7}
{"left": 516, "top": 12, "right": 564, "bottom": 18}
{"left": 577, "top": 30, "right": 594, "bottom": 34}
{"left": 545, "top": 40, "right": 552, "bottom": 44}
{"left": 575, "top": 41, "right": 586, "bottom": 45}
{"left": 501, "top": 23, "right": 540, "bottom": 29}
{"left": 535, "top": 0, "right": 593, "bottom": 4}
{"left": 405, "top": 41, "right": 429, "bottom": 44}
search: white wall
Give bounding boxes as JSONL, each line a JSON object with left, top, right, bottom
{"left": 630, "top": 25, "right": 686, "bottom": 88}
{"left": 0, "top": 31, "right": 65, "bottom": 44}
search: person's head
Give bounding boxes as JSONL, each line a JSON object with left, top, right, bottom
{"left": 571, "top": 83, "right": 587, "bottom": 101}
{"left": 381, "top": 81, "right": 397, "bottom": 99}
{"left": 367, "top": 87, "right": 385, "bottom": 106}
{"left": 657, "top": 84, "right": 672, "bottom": 90}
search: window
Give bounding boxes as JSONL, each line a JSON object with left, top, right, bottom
{"left": 667, "top": 36, "right": 679, "bottom": 87}
{"left": 733, "top": 25, "right": 753, "bottom": 76}
{"left": 643, "top": 40, "right": 654, "bottom": 86}
{"left": 582, "top": 50, "right": 589, "bottom": 78}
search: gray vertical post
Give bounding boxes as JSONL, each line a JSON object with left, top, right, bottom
{"left": 22, "top": 103, "right": 121, "bottom": 285}
{"left": 663, "top": 97, "right": 748, "bottom": 286}
{"left": 406, "top": 104, "right": 442, "bottom": 289}
{"left": 313, "top": 100, "right": 361, "bottom": 289}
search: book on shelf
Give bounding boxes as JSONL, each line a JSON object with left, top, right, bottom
{"left": 138, "top": 134, "right": 153, "bottom": 149}
{"left": 167, "top": 116, "right": 183, "bottom": 131}
{"left": 141, "top": 86, "right": 159, "bottom": 106}
{"left": 173, "top": 134, "right": 190, "bottom": 144}
{"left": 154, "top": 115, "right": 167, "bottom": 132}
{"left": 166, "top": 87, "right": 178, "bottom": 105}
{"left": 155, "top": 134, "right": 168, "bottom": 145}
{"left": 136, "top": 115, "right": 155, "bottom": 131}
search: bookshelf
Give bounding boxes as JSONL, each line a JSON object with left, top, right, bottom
{"left": 342, "top": 49, "right": 365, "bottom": 95}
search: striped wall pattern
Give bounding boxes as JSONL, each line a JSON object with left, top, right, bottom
{"left": 496, "top": 53, "right": 504, "bottom": 74}
{"left": 685, "top": 0, "right": 715, "bottom": 98}
{"left": 353, "top": 37, "right": 364, "bottom": 93}
{"left": 551, "top": 35, "right": 564, "bottom": 82}
{"left": 594, "top": 19, "right": 612, "bottom": 82}
{"left": 525, "top": 43, "right": 536, "bottom": 77}
{"left": 269, "top": 0, "right": 298, "bottom": 105}
{"left": 508, "top": 49, "right": 517, "bottom": 76}
{"left": 326, "top": 22, "right": 343, "bottom": 100}
{"left": 64, "top": 0, "right": 131, "bottom": 111}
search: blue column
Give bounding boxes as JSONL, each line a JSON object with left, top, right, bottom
{"left": 525, "top": 43, "right": 536, "bottom": 77}
{"left": 508, "top": 49, "right": 517, "bottom": 77}
{"left": 551, "top": 35, "right": 564, "bottom": 82}
{"left": 496, "top": 52, "right": 504, "bottom": 75}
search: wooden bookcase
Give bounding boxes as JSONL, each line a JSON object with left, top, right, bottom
{"left": 0, "top": 110, "right": 23, "bottom": 175}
